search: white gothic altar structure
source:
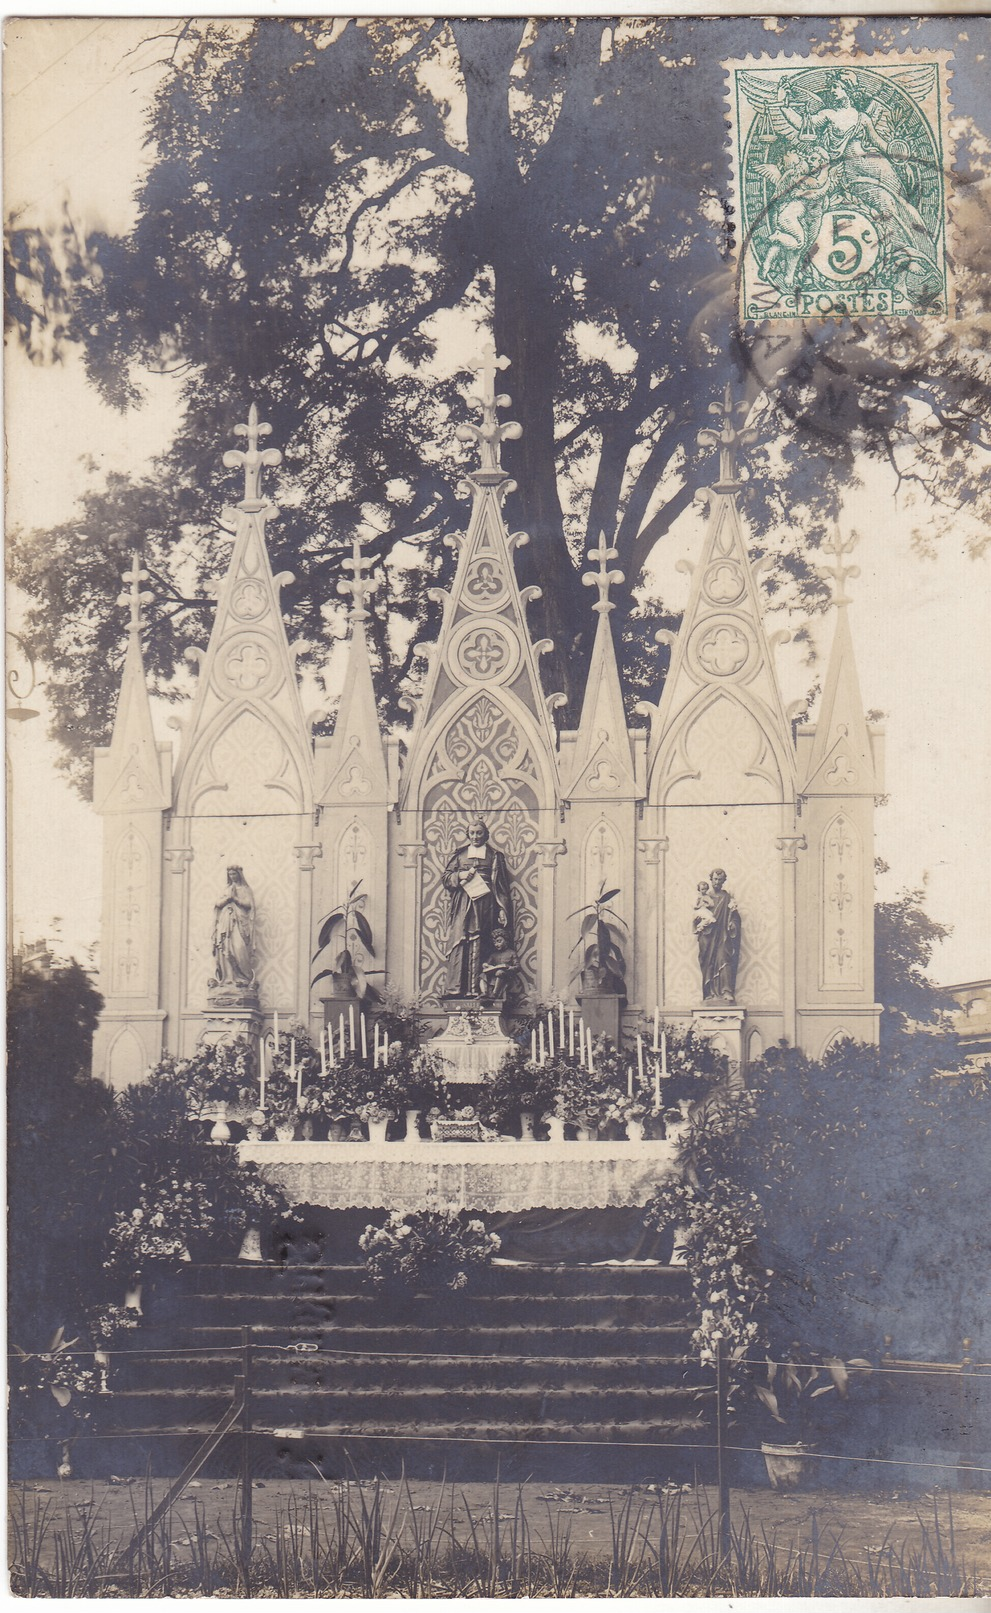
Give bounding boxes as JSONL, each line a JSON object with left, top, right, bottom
{"left": 91, "top": 364, "right": 883, "bottom": 1088}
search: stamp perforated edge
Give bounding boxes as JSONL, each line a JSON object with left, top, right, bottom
{"left": 722, "top": 49, "right": 956, "bottom": 324}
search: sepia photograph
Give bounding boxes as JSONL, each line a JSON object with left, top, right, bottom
{"left": 5, "top": 8, "right": 991, "bottom": 1597}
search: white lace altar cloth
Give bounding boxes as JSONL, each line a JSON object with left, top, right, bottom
{"left": 237, "top": 1139, "right": 678, "bottom": 1212}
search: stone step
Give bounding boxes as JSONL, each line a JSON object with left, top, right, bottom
{"left": 176, "top": 1322, "right": 696, "bottom": 1356}
{"left": 100, "top": 1384, "right": 707, "bottom": 1430}
{"left": 181, "top": 1262, "right": 692, "bottom": 1299}
{"left": 166, "top": 1292, "right": 696, "bottom": 1328}
{"left": 108, "top": 1349, "right": 697, "bottom": 1393}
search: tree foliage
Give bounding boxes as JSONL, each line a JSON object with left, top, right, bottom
{"left": 875, "top": 882, "right": 954, "bottom": 1035}
{"left": 7, "top": 16, "right": 991, "bottom": 789}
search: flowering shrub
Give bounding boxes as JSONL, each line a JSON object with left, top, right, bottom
{"left": 359, "top": 1210, "right": 501, "bottom": 1294}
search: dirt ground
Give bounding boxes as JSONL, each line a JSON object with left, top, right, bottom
{"left": 10, "top": 1477, "right": 991, "bottom": 1588}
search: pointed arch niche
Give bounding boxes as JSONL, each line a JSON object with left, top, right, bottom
{"left": 654, "top": 690, "right": 785, "bottom": 1011}
{"left": 414, "top": 692, "right": 544, "bottom": 1006}
{"left": 183, "top": 706, "right": 309, "bottom": 1014}
{"left": 107, "top": 1025, "right": 146, "bottom": 1088}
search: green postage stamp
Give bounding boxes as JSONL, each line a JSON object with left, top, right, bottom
{"left": 725, "top": 53, "right": 952, "bottom": 321}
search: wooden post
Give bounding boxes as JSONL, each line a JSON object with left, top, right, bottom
{"left": 239, "top": 1327, "right": 253, "bottom": 1578}
{"left": 714, "top": 1333, "right": 731, "bottom": 1568}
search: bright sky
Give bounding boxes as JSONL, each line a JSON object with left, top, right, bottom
{"left": 5, "top": 16, "right": 990, "bottom": 985}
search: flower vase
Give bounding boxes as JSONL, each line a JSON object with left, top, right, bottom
{"left": 546, "top": 1115, "right": 566, "bottom": 1143}
{"left": 519, "top": 1110, "right": 535, "bottom": 1141}
{"left": 276, "top": 1122, "right": 296, "bottom": 1142}
{"left": 761, "top": 1441, "right": 819, "bottom": 1491}
{"left": 367, "top": 1117, "right": 390, "bottom": 1145}
{"left": 300, "top": 1116, "right": 314, "bottom": 1140}
{"left": 574, "top": 1124, "right": 592, "bottom": 1142}
{"left": 124, "top": 1281, "right": 143, "bottom": 1315}
{"left": 328, "top": 1119, "right": 347, "bottom": 1142}
{"left": 626, "top": 1118, "right": 646, "bottom": 1142}
{"left": 210, "top": 1104, "right": 231, "bottom": 1144}
{"left": 95, "top": 1349, "right": 112, "bottom": 1395}
{"left": 238, "top": 1225, "right": 263, "bottom": 1262}
{"left": 405, "top": 1108, "right": 422, "bottom": 1143}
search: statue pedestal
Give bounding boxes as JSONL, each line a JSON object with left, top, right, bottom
{"left": 201, "top": 986, "right": 261, "bottom": 1047}
{"left": 431, "top": 998, "right": 516, "bottom": 1084}
{"left": 692, "top": 1005, "right": 746, "bottom": 1084}
{"left": 578, "top": 992, "right": 626, "bottom": 1047}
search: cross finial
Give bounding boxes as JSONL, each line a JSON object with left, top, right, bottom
{"left": 582, "top": 532, "right": 624, "bottom": 614}
{"left": 698, "top": 383, "right": 757, "bottom": 489}
{"left": 455, "top": 341, "right": 523, "bottom": 473}
{"left": 337, "top": 533, "right": 380, "bottom": 622}
{"left": 117, "top": 549, "right": 153, "bottom": 637}
{"left": 222, "top": 402, "right": 282, "bottom": 504}
{"left": 819, "top": 528, "right": 860, "bottom": 606}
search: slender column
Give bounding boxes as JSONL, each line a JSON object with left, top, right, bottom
{"left": 776, "top": 833, "right": 807, "bottom": 1046}
{"left": 294, "top": 840, "right": 322, "bottom": 1026}
{"left": 535, "top": 839, "right": 567, "bottom": 998}
{"left": 397, "top": 839, "right": 426, "bottom": 998}
{"left": 637, "top": 835, "right": 668, "bottom": 1014}
{"left": 163, "top": 844, "right": 193, "bottom": 1054}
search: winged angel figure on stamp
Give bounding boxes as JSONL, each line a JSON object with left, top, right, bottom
{"left": 726, "top": 56, "right": 952, "bottom": 321}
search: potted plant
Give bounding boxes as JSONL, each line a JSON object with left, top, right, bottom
{"left": 755, "top": 1346, "right": 874, "bottom": 1488}
{"left": 311, "top": 880, "right": 384, "bottom": 1008}
{"left": 356, "top": 1094, "right": 396, "bottom": 1143}
{"left": 379, "top": 1045, "right": 445, "bottom": 1141}
{"left": 359, "top": 1210, "right": 501, "bottom": 1295}
{"left": 486, "top": 1045, "right": 559, "bottom": 1138}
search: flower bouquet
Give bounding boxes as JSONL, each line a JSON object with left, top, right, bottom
{"left": 103, "top": 1174, "right": 215, "bottom": 1280}
{"left": 359, "top": 1210, "right": 501, "bottom": 1294}
{"left": 184, "top": 1036, "right": 258, "bottom": 1118}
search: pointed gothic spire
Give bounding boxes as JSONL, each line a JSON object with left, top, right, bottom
{"left": 319, "top": 534, "right": 388, "bottom": 805}
{"left": 455, "top": 341, "right": 523, "bottom": 476}
{"left": 567, "top": 534, "right": 636, "bottom": 798}
{"left": 802, "top": 531, "right": 876, "bottom": 797}
{"left": 172, "top": 406, "right": 313, "bottom": 814}
{"left": 646, "top": 389, "right": 794, "bottom": 783}
{"left": 94, "top": 549, "right": 169, "bottom": 812}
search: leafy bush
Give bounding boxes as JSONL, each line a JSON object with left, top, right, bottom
{"left": 359, "top": 1210, "right": 501, "bottom": 1294}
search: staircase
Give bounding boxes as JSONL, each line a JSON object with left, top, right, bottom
{"left": 78, "top": 1260, "right": 712, "bottom": 1482}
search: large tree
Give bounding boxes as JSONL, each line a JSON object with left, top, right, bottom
{"left": 7, "top": 16, "right": 990, "bottom": 789}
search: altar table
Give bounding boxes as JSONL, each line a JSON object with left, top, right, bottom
{"left": 237, "top": 1139, "right": 678, "bottom": 1213}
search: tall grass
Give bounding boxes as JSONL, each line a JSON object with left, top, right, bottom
{"left": 7, "top": 1477, "right": 981, "bottom": 1597}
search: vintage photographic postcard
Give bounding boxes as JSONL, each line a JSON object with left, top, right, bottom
{"left": 5, "top": 9, "right": 990, "bottom": 1598}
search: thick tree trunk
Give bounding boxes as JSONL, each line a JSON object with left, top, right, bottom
{"left": 451, "top": 19, "right": 589, "bottom": 712}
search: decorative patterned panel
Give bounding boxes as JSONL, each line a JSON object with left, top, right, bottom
{"left": 820, "top": 811, "right": 863, "bottom": 990}
{"left": 334, "top": 817, "right": 374, "bottom": 970}
{"left": 111, "top": 822, "right": 150, "bottom": 997}
{"left": 583, "top": 817, "right": 622, "bottom": 910}
{"left": 190, "top": 708, "right": 303, "bottom": 815}
{"left": 663, "top": 697, "right": 783, "bottom": 1008}
{"left": 417, "top": 695, "right": 540, "bottom": 1006}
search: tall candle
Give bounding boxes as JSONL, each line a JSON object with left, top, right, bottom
{"left": 373, "top": 1020, "right": 380, "bottom": 1069}
{"left": 259, "top": 1038, "right": 266, "bottom": 1110}
{"left": 547, "top": 1011, "right": 555, "bottom": 1058}
{"left": 661, "top": 1030, "right": 668, "bottom": 1078}
{"left": 320, "top": 1028, "right": 327, "bottom": 1077}
{"left": 383, "top": 1033, "right": 390, "bottom": 1062}
{"left": 339, "top": 1013, "right": 345, "bottom": 1060}
{"left": 637, "top": 1034, "right": 645, "bottom": 1085}
{"left": 586, "top": 1026, "right": 594, "bottom": 1072}
{"left": 290, "top": 1036, "right": 296, "bottom": 1072}
{"left": 274, "top": 1011, "right": 280, "bottom": 1054}
{"left": 349, "top": 1004, "right": 356, "bottom": 1052}
{"left": 653, "top": 1006, "right": 659, "bottom": 1053}
{"left": 628, "top": 1064, "right": 634, "bottom": 1098}
{"left": 360, "top": 1013, "right": 368, "bottom": 1062}
{"left": 653, "top": 1059, "right": 661, "bottom": 1109}
{"left": 569, "top": 1009, "right": 575, "bottom": 1058}
{"left": 296, "top": 1063, "right": 303, "bottom": 1104}
{"left": 531, "top": 1028, "right": 537, "bottom": 1062}
{"left": 538, "top": 1021, "right": 546, "bottom": 1066}
{"left": 327, "top": 1025, "right": 336, "bottom": 1067}
{"left": 559, "top": 1001, "right": 565, "bottom": 1043}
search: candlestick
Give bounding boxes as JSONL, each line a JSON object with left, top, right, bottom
{"left": 274, "top": 1011, "right": 280, "bottom": 1054}
{"left": 547, "top": 1011, "right": 555, "bottom": 1058}
{"left": 653, "top": 1006, "right": 659, "bottom": 1053}
{"left": 349, "top": 1004, "right": 356, "bottom": 1052}
{"left": 661, "top": 1030, "right": 668, "bottom": 1078}
{"left": 339, "top": 1013, "right": 345, "bottom": 1061}
{"left": 627, "top": 1064, "right": 633, "bottom": 1098}
{"left": 559, "top": 1001, "right": 565, "bottom": 1044}
{"left": 327, "top": 1025, "right": 336, "bottom": 1067}
{"left": 569, "top": 1009, "right": 575, "bottom": 1058}
{"left": 290, "top": 1036, "right": 296, "bottom": 1072}
{"left": 653, "top": 1059, "right": 661, "bottom": 1109}
{"left": 531, "top": 1029, "right": 537, "bottom": 1062}
{"left": 637, "top": 1034, "right": 645, "bottom": 1086}
{"left": 538, "top": 1021, "right": 546, "bottom": 1066}
{"left": 361, "top": 1012, "right": 368, "bottom": 1062}
{"left": 383, "top": 1033, "right": 390, "bottom": 1062}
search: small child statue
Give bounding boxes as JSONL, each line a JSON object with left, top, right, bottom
{"left": 479, "top": 926, "right": 519, "bottom": 1002}
{"left": 692, "top": 880, "right": 716, "bottom": 935}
